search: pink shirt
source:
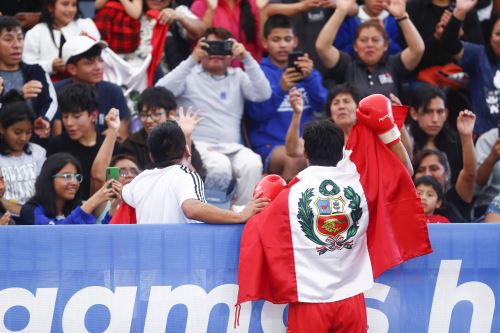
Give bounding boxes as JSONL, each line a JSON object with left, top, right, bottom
{"left": 191, "top": 0, "right": 262, "bottom": 61}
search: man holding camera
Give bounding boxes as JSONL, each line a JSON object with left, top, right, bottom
{"left": 155, "top": 27, "right": 271, "bottom": 206}
{"left": 245, "top": 15, "right": 326, "bottom": 182}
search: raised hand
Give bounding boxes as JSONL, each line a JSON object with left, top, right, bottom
{"left": 105, "top": 107, "right": 120, "bottom": 130}
{"left": 455, "top": 0, "right": 478, "bottom": 15}
{"left": 385, "top": 0, "right": 406, "bottom": 19}
{"left": 177, "top": 106, "right": 202, "bottom": 138}
{"left": 158, "top": 8, "right": 180, "bottom": 25}
{"left": 230, "top": 38, "right": 248, "bottom": 60}
{"left": 207, "top": 0, "right": 218, "bottom": 10}
{"left": 33, "top": 117, "right": 51, "bottom": 138}
{"left": 456, "top": 110, "right": 476, "bottom": 137}
{"left": 356, "top": 94, "right": 401, "bottom": 146}
{"left": 280, "top": 67, "right": 303, "bottom": 91}
{"left": 294, "top": 53, "right": 314, "bottom": 78}
{"left": 192, "top": 37, "right": 209, "bottom": 62}
{"left": 289, "top": 87, "right": 303, "bottom": 114}
{"left": 0, "top": 211, "right": 11, "bottom": 225}
{"left": 335, "top": 0, "right": 356, "bottom": 13}
{"left": 22, "top": 80, "right": 43, "bottom": 99}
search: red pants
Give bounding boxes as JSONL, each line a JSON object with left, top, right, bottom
{"left": 287, "top": 293, "right": 367, "bottom": 333}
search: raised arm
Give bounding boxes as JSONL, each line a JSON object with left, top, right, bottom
{"left": 315, "top": 0, "right": 354, "bottom": 69}
{"left": 476, "top": 137, "right": 500, "bottom": 186}
{"left": 455, "top": 110, "right": 477, "bottom": 203}
{"left": 386, "top": 0, "right": 424, "bottom": 71}
{"left": 90, "top": 108, "right": 120, "bottom": 194}
{"left": 285, "top": 88, "right": 306, "bottom": 157}
{"left": 441, "top": 0, "right": 478, "bottom": 61}
{"left": 119, "top": 0, "right": 143, "bottom": 19}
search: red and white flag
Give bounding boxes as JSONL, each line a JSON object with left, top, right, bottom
{"left": 237, "top": 122, "right": 432, "bottom": 305}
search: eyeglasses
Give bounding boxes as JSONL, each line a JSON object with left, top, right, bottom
{"left": 52, "top": 173, "right": 84, "bottom": 183}
{"left": 139, "top": 111, "right": 166, "bottom": 121}
{"left": 119, "top": 168, "right": 140, "bottom": 177}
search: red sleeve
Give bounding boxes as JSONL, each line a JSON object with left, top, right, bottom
{"left": 190, "top": 0, "right": 207, "bottom": 19}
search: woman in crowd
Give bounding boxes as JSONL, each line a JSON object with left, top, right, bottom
{"left": 413, "top": 109, "right": 476, "bottom": 222}
{"left": 442, "top": 0, "right": 500, "bottom": 135}
{"left": 0, "top": 92, "right": 46, "bottom": 217}
{"left": 315, "top": 0, "right": 424, "bottom": 98}
{"left": 23, "top": 0, "right": 100, "bottom": 80}
{"left": 19, "top": 153, "right": 121, "bottom": 225}
{"left": 408, "top": 84, "right": 465, "bottom": 185}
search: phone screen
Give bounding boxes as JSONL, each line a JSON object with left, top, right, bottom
{"left": 288, "top": 51, "right": 304, "bottom": 70}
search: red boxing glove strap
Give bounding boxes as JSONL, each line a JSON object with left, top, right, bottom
{"left": 378, "top": 126, "right": 400, "bottom": 146}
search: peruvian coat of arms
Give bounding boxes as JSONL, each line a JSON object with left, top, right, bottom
{"left": 297, "top": 179, "right": 363, "bottom": 255}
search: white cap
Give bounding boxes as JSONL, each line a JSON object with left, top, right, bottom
{"left": 62, "top": 35, "right": 107, "bottom": 65}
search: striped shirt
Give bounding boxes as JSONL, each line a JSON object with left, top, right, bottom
{"left": 122, "top": 164, "right": 205, "bottom": 224}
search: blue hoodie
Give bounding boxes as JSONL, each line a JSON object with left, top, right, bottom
{"left": 245, "top": 57, "right": 326, "bottom": 157}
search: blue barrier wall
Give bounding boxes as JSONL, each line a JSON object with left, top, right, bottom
{"left": 0, "top": 224, "right": 499, "bottom": 332}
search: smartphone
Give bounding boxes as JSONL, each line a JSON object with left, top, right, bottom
{"left": 288, "top": 51, "right": 305, "bottom": 71}
{"left": 204, "top": 40, "right": 233, "bottom": 56}
{"left": 106, "top": 167, "right": 120, "bottom": 198}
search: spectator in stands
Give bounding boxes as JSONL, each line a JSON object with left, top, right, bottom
{"left": 408, "top": 85, "right": 465, "bottom": 185}
{"left": 0, "top": 92, "right": 46, "bottom": 217}
{"left": 156, "top": 27, "right": 271, "bottom": 205}
{"left": 0, "top": 169, "right": 14, "bottom": 225}
{"left": 413, "top": 109, "right": 476, "bottom": 222}
{"left": 415, "top": 175, "right": 450, "bottom": 223}
{"left": 0, "top": 2, "right": 43, "bottom": 30}
{"left": 484, "top": 191, "right": 500, "bottom": 222}
{"left": 122, "top": 121, "right": 270, "bottom": 224}
{"left": 19, "top": 152, "right": 121, "bottom": 225}
{"left": 44, "top": 83, "right": 117, "bottom": 200}
{"left": 335, "top": 0, "right": 402, "bottom": 56}
{"left": 54, "top": 35, "right": 130, "bottom": 140}
{"left": 245, "top": 15, "right": 326, "bottom": 181}
{"left": 95, "top": 0, "right": 142, "bottom": 54}
{"left": 191, "top": 0, "right": 263, "bottom": 60}
{"left": 441, "top": 1, "right": 500, "bottom": 135}
{"left": 472, "top": 126, "right": 500, "bottom": 219}
{"left": 119, "top": 87, "right": 204, "bottom": 176}
{"left": 316, "top": 0, "right": 425, "bottom": 98}
{"left": 23, "top": 0, "right": 100, "bottom": 82}
{"left": 286, "top": 84, "right": 358, "bottom": 158}
{"left": 259, "top": 0, "right": 357, "bottom": 77}
{"left": 407, "top": 0, "right": 484, "bottom": 75}
{"left": 0, "top": 16, "right": 57, "bottom": 137}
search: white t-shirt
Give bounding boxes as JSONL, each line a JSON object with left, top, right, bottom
{"left": 0, "top": 143, "right": 46, "bottom": 205}
{"left": 122, "top": 164, "right": 206, "bottom": 224}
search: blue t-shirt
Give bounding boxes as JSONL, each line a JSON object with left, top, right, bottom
{"left": 460, "top": 42, "right": 500, "bottom": 134}
{"left": 54, "top": 79, "right": 130, "bottom": 133}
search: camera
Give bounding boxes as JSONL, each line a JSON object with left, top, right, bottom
{"left": 288, "top": 51, "right": 305, "bottom": 71}
{"left": 205, "top": 40, "right": 233, "bottom": 56}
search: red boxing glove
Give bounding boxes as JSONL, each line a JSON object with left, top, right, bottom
{"left": 253, "top": 174, "right": 287, "bottom": 201}
{"left": 356, "top": 94, "right": 401, "bottom": 146}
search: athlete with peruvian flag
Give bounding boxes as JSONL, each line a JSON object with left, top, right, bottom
{"left": 236, "top": 93, "right": 432, "bottom": 332}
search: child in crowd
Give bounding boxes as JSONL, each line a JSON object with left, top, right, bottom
{"left": 415, "top": 175, "right": 450, "bottom": 223}
{"left": 245, "top": 14, "right": 326, "bottom": 182}
{"left": 19, "top": 153, "right": 121, "bottom": 225}
{"left": 0, "top": 92, "right": 46, "bottom": 217}
{"left": 0, "top": 170, "right": 14, "bottom": 225}
{"left": 23, "top": 0, "right": 100, "bottom": 81}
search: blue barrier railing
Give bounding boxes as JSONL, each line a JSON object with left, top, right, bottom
{"left": 0, "top": 224, "right": 499, "bottom": 332}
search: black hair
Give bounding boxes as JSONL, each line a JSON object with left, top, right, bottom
{"left": 409, "top": 84, "right": 458, "bottom": 159}
{"left": 66, "top": 44, "right": 102, "bottom": 65}
{"left": 58, "top": 83, "right": 98, "bottom": 114}
{"left": 355, "top": 19, "right": 389, "bottom": 43}
{"left": 137, "top": 87, "right": 177, "bottom": 114}
{"left": 303, "top": 119, "right": 344, "bottom": 167}
{"left": 0, "top": 16, "right": 21, "bottom": 35}
{"left": 147, "top": 120, "right": 186, "bottom": 168}
{"left": 40, "top": 0, "right": 82, "bottom": 48}
{"left": 240, "top": 0, "right": 257, "bottom": 43}
{"left": 414, "top": 175, "right": 445, "bottom": 202}
{"left": 110, "top": 154, "right": 140, "bottom": 168}
{"left": 30, "top": 153, "right": 83, "bottom": 218}
{"left": 485, "top": 12, "right": 500, "bottom": 63}
{"left": 0, "top": 91, "right": 36, "bottom": 156}
{"left": 203, "top": 27, "right": 233, "bottom": 40}
{"left": 263, "top": 14, "right": 295, "bottom": 38}
{"left": 324, "top": 83, "right": 361, "bottom": 119}
{"left": 412, "top": 148, "right": 451, "bottom": 190}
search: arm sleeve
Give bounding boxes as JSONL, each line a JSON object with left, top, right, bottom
{"left": 23, "top": 26, "right": 53, "bottom": 74}
{"left": 323, "top": 51, "right": 350, "bottom": 83}
{"left": 155, "top": 56, "right": 197, "bottom": 96}
{"left": 177, "top": 168, "right": 206, "bottom": 206}
{"left": 190, "top": 0, "right": 206, "bottom": 19}
{"left": 34, "top": 206, "right": 96, "bottom": 225}
{"left": 31, "top": 66, "right": 58, "bottom": 121}
{"left": 240, "top": 55, "right": 272, "bottom": 102}
{"left": 441, "top": 15, "right": 464, "bottom": 55}
{"left": 245, "top": 81, "right": 287, "bottom": 122}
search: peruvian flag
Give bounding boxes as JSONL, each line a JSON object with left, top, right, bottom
{"left": 237, "top": 122, "right": 432, "bottom": 304}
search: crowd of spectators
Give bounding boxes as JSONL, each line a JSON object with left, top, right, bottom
{"left": 0, "top": 0, "right": 499, "bottom": 225}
